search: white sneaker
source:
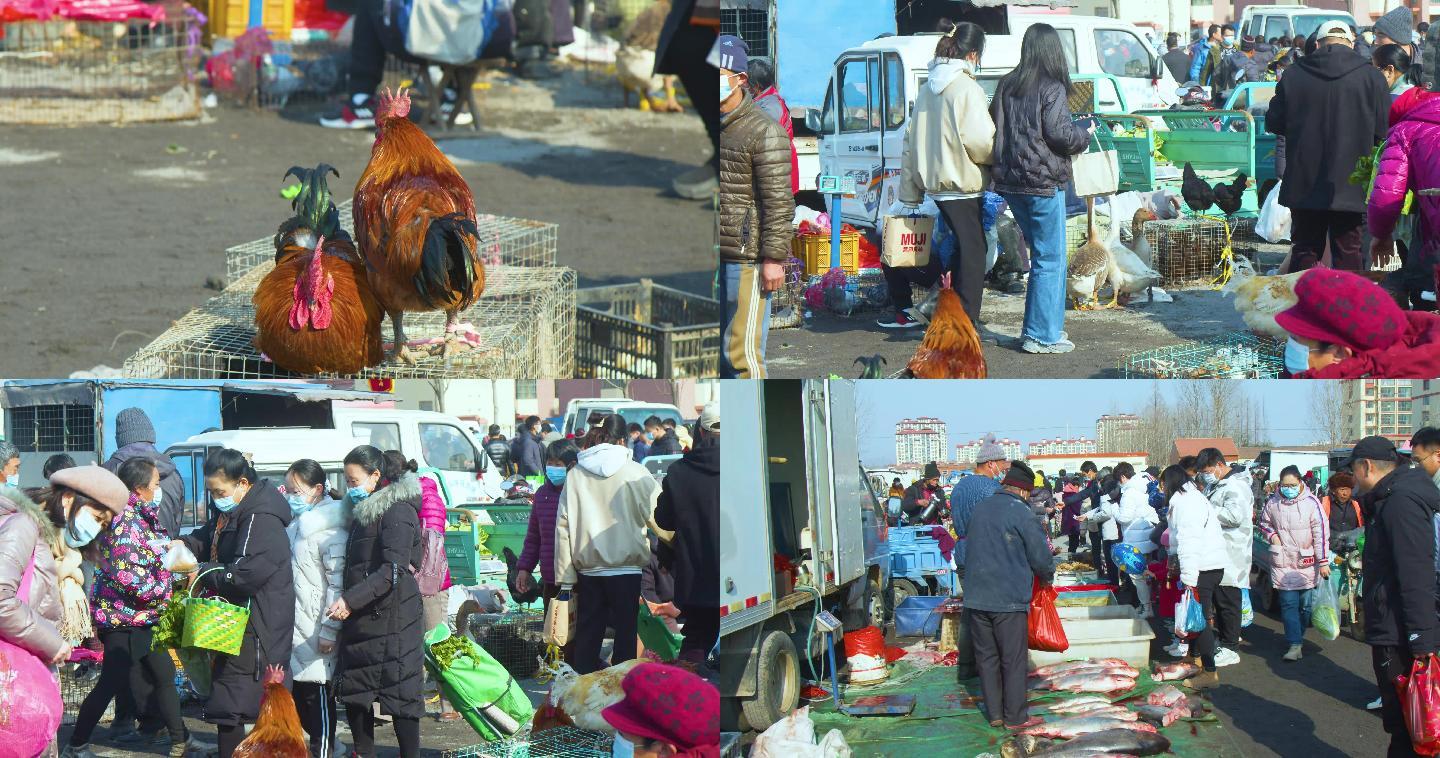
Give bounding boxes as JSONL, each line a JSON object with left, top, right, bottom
{"left": 1165, "top": 642, "right": 1190, "bottom": 658}
{"left": 1214, "top": 647, "right": 1240, "bottom": 667}
{"left": 1367, "top": 697, "right": 1384, "bottom": 710}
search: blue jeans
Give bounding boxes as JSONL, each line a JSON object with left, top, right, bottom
{"left": 1002, "top": 191, "right": 1068, "bottom": 345}
{"left": 1278, "top": 588, "right": 1315, "bottom": 646}
{"left": 719, "top": 262, "right": 771, "bottom": 378}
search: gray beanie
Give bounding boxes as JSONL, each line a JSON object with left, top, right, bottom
{"left": 1374, "top": 6, "right": 1413, "bottom": 47}
{"left": 976, "top": 433, "right": 1006, "bottom": 464}
{"left": 114, "top": 407, "right": 156, "bottom": 448}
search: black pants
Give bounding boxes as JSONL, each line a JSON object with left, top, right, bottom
{"left": 513, "top": 0, "right": 552, "bottom": 50}
{"left": 881, "top": 256, "right": 943, "bottom": 312}
{"left": 574, "top": 573, "right": 642, "bottom": 674}
{"left": 1088, "top": 529, "right": 1103, "bottom": 572}
{"left": 1214, "top": 584, "right": 1243, "bottom": 646}
{"left": 347, "top": 0, "right": 421, "bottom": 97}
{"left": 70, "top": 628, "right": 185, "bottom": 746}
{"left": 661, "top": 23, "right": 719, "bottom": 168}
{"left": 966, "top": 608, "right": 1029, "bottom": 726}
{"left": 1065, "top": 532, "right": 1080, "bottom": 555}
{"left": 1374, "top": 645, "right": 1423, "bottom": 757}
{"left": 294, "top": 682, "right": 339, "bottom": 758}
{"left": 935, "top": 198, "right": 987, "bottom": 325}
{"left": 1288, "top": 209, "right": 1365, "bottom": 272}
{"left": 680, "top": 605, "right": 719, "bottom": 660}
{"left": 1101, "top": 538, "right": 1119, "bottom": 586}
{"left": 218, "top": 724, "right": 246, "bottom": 758}
{"left": 347, "top": 704, "right": 421, "bottom": 758}
{"left": 1192, "top": 568, "right": 1224, "bottom": 671}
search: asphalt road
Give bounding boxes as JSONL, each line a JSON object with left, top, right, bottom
{"left": 0, "top": 66, "right": 712, "bottom": 377}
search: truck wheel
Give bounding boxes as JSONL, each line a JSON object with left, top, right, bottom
{"left": 740, "top": 631, "right": 800, "bottom": 733}
{"left": 892, "top": 578, "right": 920, "bottom": 610}
{"left": 867, "top": 580, "right": 886, "bottom": 629}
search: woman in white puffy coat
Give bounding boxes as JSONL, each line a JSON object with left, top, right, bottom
{"left": 1164, "top": 465, "right": 1228, "bottom": 691}
{"left": 285, "top": 460, "right": 350, "bottom": 758}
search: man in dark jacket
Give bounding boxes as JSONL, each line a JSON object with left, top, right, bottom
{"left": 645, "top": 416, "right": 682, "bottom": 457}
{"left": 962, "top": 461, "right": 1054, "bottom": 730}
{"left": 902, "top": 462, "right": 951, "bottom": 526}
{"left": 1267, "top": 21, "right": 1389, "bottom": 273}
{"left": 653, "top": 403, "right": 719, "bottom": 669}
{"left": 484, "top": 425, "right": 513, "bottom": 476}
{"left": 1162, "top": 33, "right": 1191, "bottom": 83}
{"left": 1351, "top": 436, "right": 1440, "bottom": 757}
{"left": 511, "top": 416, "right": 545, "bottom": 476}
{"left": 103, "top": 407, "right": 184, "bottom": 537}
{"left": 719, "top": 34, "right": 793, "bottom": 378}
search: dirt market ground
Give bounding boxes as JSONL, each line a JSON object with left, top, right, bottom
{"left": 0, "top": 67, "right": 713, "bottom": 377}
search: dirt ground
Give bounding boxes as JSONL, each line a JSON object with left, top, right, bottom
{"left": 766, "top": 248, "right": 1291, "bottom": 380}
{"left": 0, "top": 65, "right": 712, "bottom": 378}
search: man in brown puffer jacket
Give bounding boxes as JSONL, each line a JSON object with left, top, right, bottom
{"left": 719, "top": 34, "right": 793, "bottom": 378}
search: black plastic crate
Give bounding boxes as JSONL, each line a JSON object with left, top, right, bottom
{"left": 576, "top": 281, "right": 719, "bottom": 379}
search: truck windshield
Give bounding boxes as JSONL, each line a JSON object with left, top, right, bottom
{"left": 1294, "top": 14, "right": 1352, "bottom": 39}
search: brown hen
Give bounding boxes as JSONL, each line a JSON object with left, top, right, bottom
{"left": 233, "top": 665, "right": 307, "bottom": 758}
{"left": 904, "top": 272, "right": 987, "bottom": 379}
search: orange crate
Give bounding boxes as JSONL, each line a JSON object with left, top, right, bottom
{"left": 794, "top": 231, "right": 860, "bottom": 276}
{"left": 209, "top": 0, "right": 293, "bottom": 41}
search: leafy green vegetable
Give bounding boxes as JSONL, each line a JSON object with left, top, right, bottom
{"left": 151, "top": 582, "right": 189, "bottom": 652}
{"left": 1349, "top": 153, "right": 1374, "bottom": 186}
{"left": 429, "top": 633, "right": 483, "bottom": 671}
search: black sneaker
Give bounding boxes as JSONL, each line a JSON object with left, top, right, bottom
{"left": 319, "top": 95, "right": 375, "bottom": 129}
{"left": 877, "top": 311, "right": 923, "bottom": 329}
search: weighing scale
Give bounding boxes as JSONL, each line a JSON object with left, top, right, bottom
{"left": 818, "top": 610, "right": 916, "bottom": 718}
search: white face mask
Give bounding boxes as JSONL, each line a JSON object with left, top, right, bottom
{"left": 612, "top": 733, "right": 635, "bottom": 758}
{"left": 720, "top": 74, "right": 735, "bottom": 103}
{"left": 1284, "top": 337, "right": 1311, "bottom": 375}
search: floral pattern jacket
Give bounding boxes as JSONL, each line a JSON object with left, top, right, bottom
{"left": 91, "top": 494, "right": 173, "bottom": 630}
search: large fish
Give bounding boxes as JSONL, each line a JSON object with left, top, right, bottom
{"left": 1031, "top": 664, "right": 1140, "bottom": 685}
{"left": 1038, "top": 695, "right": 1112, "bottom": 713}
{"left": 1032, "top": 659, "right": 1131, "bottom": 677}
{"left": 1050, "top": 701, "right": 1129, "bottom": 717}
{"left": 1045, "top": 673, "right": 1138, "bottom": 694}
{"left": 1146, "top": 684, "right": 1187, "bottom": 707}
{"left": 1018, "top": 728, "right": 1173, "bottom": 756}
{"left": 1020, "top": 716, "right": 1158, "bottom": 739}
{"left": 1131, "top": 703, "right": 1190, "bottom": 727}
{"left": 1151, "top": 660, "right": 1200, "bottom": 681}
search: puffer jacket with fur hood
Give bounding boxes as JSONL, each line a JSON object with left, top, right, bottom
{"left": 0, "top": 488, "right": 65, "bottom": 660}
{"left": 289, "top": 494, "right": 350, "bottom": 683}
{"left": 554, "top": 444, "right": 662, "bottom": 586}
{"left": 720, "top": 89, "right": 796, "bottom": 264}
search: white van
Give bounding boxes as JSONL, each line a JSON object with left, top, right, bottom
{"left": 1239, "top": 5, "right": 1357, "bottom": 43}
{"left": 330, "top": 407, "right": 507, "bottom": 506}
{"left": 809, "top": 13, "right": 1179, "bottom": 228}
{"left": 559, "top": 398, "right": 686, "bottom": 439}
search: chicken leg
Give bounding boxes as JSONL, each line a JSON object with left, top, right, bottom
{"left": 442, "top": 310, "right": 473, "bottom": 360}
{"left": 659, "top": 75, "right": 683, "bottom": 113}
{"left": 387, "top": 311, "right": 424, "bottom": 365}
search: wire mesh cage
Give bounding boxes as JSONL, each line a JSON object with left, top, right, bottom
{"left": 465, "top": 611, "right": 547, "bottom": 680}
{"left": 224, "top": 199, "right": 561, "bottom": 284}
{"left": 769, "top": 256, "right": 806, "bottom": 330}
{"left": 1140, "top": 215, "right": 1258, "bottom": 289}
{"left": 59, "top": 663, "right": 98, "bottom": 723}
{"left": 1121, "top": 331, "right": 1283, "bottom": 379}
{"left": 1064, "top": 210, "right": 1114, "bottom": 257}
{"left": 442, "top": 727, "right": 615, "bottom": 758}
{"left": 576, "top": 281, "right": 720, "bottom": 379}
{"left": 720, "top": 2, "right": 772, "bottom": 58}
{"left": 0, "top": 12, "right": 203, "bottom": 124}
{"left": 256, "top": 39, "right": 347, "bottom": 109}
{"left": 123, "top": 264, "right": 575, "bottom": 378}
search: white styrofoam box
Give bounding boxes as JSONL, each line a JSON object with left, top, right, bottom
{"left": 1028, "top": 613, "right": 1156, "bottom": 670}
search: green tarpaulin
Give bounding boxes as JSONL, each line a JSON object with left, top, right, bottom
{"left": 806, "top": 664, "right": 1248, "bottom": 757}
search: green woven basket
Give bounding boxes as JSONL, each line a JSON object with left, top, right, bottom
{"left": 181, "top": 567, "right": 250, "bottom": 656}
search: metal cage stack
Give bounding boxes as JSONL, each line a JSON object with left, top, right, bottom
{"left": 1140, "top": 215, "right": 1258, "bottom": 289}
{"left": 0, "top": 13, "right": 203, "bottom": 124}
{"left": 576, "top": 280, "right": 719, "bottom": 379}
{"left": 441, "top": 727, "right": 615, "bottom": 758}
{"left": 1120, "top": 331, "right": 1283, "bottom": 379}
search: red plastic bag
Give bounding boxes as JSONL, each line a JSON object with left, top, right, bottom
{"left": 1027, "top": 578, "right": 1069, "bottom": 652}
{"left": 1398, "top": 653, "right": 1440, "bottom": 756}
{"left": 843, "top": 626, "right": 886, "bottom": 660}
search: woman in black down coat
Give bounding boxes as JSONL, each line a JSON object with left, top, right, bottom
{"left": 326, "top": 445, "right": 424, "bottom": 758}
{"left": 177, "top": 449, "right": 296, "bottom": 758}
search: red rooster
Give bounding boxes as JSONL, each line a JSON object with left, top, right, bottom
{"left": 902, "top": 273, "right": 987, "bottom": 378}
{"left": 232, "top": 665, "right": 307, "bottom": 758}
{"left": 354, "top": 87, "right": 486, "bottom": 363}
{"left": 254, "top": 165, "right": 385, "bottom": 374}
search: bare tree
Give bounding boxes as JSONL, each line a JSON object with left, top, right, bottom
{"left": 427, "top": 378, "right": 449, "bottom": 413}
{"left": 1310, "top": 381, "right": 1348, "bottom": 448}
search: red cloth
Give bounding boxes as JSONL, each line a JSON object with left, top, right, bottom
{"left": 1298, "top": 311, "right": 1440, "bottom": 379}
{"left": 1277, "top": 268, "right": 1408, "bottom": 353}
{"left": 754, "top": 86, "right": 799, "bottom": 195}
{"left": 929, "top": 526, "right": 956, "bottom": 562}
{"left": 600, "top": 663, "right": 720, "bottom": 752}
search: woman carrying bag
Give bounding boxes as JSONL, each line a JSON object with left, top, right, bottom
{"left": 989, "top": 23, "right": 1096, "bottom": 355}
{"left": 326, "top": 446, "right": 424, "bottom": 758}
{"left": 1257, "top": 465, "right": 1330, "bottom": 662}
{"left": 176, "top": 449, "right": 296, "bottom": 758}
{"left": 285, "top": 459, "right": 350, "bottom": 758}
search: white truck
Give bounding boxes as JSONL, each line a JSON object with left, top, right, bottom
{"left": 1254, "top": 449, "right": 1330, "bottom": 484}
{"left": 718, "top": 379, "right": 890, "bottom": 733}
{"left": 1239, "top": 5, "right": 1357, "bottom": 43}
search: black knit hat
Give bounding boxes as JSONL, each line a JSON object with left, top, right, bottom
{"left": 1002, "top": 461, "right": 1035, "bottom": 492}
{"left": 924, "top": 462, "right": 942, "bottom": 480}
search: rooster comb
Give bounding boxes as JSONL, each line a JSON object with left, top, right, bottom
{"left": 264, "top": 664, "right": 286, "bottom": 685}
{"left": 377, "top": 87, "right": 412, "bottom": 119}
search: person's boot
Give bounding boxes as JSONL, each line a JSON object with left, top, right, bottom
{"left": 1187, "top": 669, "right": 1219, "bottom": 690}
{"left": 672, "top": 164, "right": 717, "bottom": 200}
{"left": 1283, "top": 643, "right": 1303, "bottom": 662}
{"left": 60, "top": 745, "right": 99, "bottom": 758}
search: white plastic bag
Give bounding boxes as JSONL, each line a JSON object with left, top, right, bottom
{"left": 751, "top": 707, "right": 853, "bottom": 758}
{"left": 162, "top": 542, "right": 197, "bottom": 573}
{"left": 1256, "top": 179, "right": 1292, "bottom": 243}
{"left": 886, "top": 197, "right": 939, "bottom": 218}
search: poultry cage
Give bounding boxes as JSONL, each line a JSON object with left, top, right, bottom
{"left": 442, "top": 727, "right": 614, "bottom": 758}
{"left": 1120, "top": 331, "right": 1283, "bottom": 379}
{"left": 0, "top": 10, "right": 204, "bottom": 124}
{"left": 1140, "top": 214, "right": 1259, "bottom": 289}
{"left": 224, "top": 199, "right": 560, "bottom": 283}
{"left": 462, "top": 611, "right": 547, "bottom": 681}
{"left": 123, "top": 264, "right": 576, "bottom": 378}
{"left": 576, "top": 281, "right": 719, "bottom": 379}
{"left": 769, "top": 256, "right": 807, "bottom": 330}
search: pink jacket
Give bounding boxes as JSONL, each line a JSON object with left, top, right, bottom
{"left": 418, "top": 476, "right": 452, "bottom": 591}
{"left": 1257, "top": 487, "right": 1328, "bottom": 591}
{"left": 1368, "top": 91, "right": 1440, "bottom": 247}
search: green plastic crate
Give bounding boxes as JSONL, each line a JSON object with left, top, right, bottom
{"left": 481, "top": 503, "right": 532, "bottom": 563}
{"left": 445, "top": 508, "right": 490, "bottom": 586}
{"left": 1088, "top": 114, "right": 1156, "bottom": 194}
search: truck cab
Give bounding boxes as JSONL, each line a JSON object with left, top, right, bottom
{"left": 329, "top": 407, "right": 506, "bottom": 505}
{"left": 808, "top": 14, "right": 1177, "bottom": 229}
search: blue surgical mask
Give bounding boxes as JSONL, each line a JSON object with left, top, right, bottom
{"left": 612, "top": 733, "right": 635, "bottom": 758}
{"left": 1280, "top": 485, "right": 1300, "bottom": 500}
{"left": 150, "top": 488, "right": 164, "bottom": 507}
{"left": 1284, "top": 337, "right": 1311, "bottom": 375}
{"left": 1200, "top": 472, "right": 1218, "bottom": 486}
{"left": 65, "top": 510, "right": 102, "bottom": 548}
{"left": 288, "top": 493, "right": 315, "bottom": 515}
{"left": 347, "top": 485, "right": 371, "bottom": 502}
{"left": 545, "top": 466, "right": 568, "bottom": 486}
{"left": 1223, "top": 36, "right": 1236, "bottom": 47}
{"left": 212, "top": 496, "right": 239, "bottom": 513}
{"left": 720, "top": 74, "right": 735, "bottom": 102}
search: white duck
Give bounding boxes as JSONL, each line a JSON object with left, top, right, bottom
{"left": 1103, "top": 206, "right": 1161, "bottom": 304}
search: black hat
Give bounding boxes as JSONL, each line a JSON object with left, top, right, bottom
{"left": 924, "top": 462, "right": 942, "bottom": 480}
{"left": 1344, "top": 436, "right": 1398, "bottom": 470}
{"left": 1002, "top": 461, "right": 1035, "bottom": 492}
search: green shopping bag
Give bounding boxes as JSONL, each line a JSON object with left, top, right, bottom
{"left": 637, "top": 601, "right": 683, "bottom": 662}
{"left": 424, "top": 624, "right": 535, "bottom": 741}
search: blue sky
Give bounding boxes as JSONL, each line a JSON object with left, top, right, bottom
{"left": 856, "top": 380, "right": 1322, "bottom": 466}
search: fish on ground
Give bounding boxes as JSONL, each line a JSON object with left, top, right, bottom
{"left": 1020, "top": 716, "right": 1158, "bottom": 739}
{"left": 1043, "top": 673, "right": 1138, "bottom": 694}
{"left": 1015, "top": 727, "right": 1173, "bottom": 757}
{"left": 1151, "top": 660, "right": 1200, "bottom": 681}
{"left": 1145, "top": 684, "right": 1186, "bottom": 707}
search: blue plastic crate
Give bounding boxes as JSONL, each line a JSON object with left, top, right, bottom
{"left": 894, "top": 595, "right": 949, "bottom": 638}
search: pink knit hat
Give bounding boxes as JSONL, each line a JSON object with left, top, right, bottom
{"left": 1275, "top": 268, "right": 1405, "bottom": 352}
{"left": 49, "top": 465, "right": 128, "bottom": 516}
